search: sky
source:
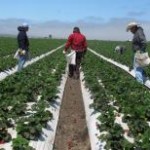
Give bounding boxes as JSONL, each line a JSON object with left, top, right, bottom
{"left": 0, "top": 0, "right": 150, "bottom": 40}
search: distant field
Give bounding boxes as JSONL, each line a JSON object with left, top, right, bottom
{"left": 1, "top": 37, "right": 150, "bottom": 72}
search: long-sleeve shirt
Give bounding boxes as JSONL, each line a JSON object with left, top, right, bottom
{"left": 65, "top": 32, "right": 87, "bottom": 52}
{"left": 132, "top": 27, "right": 147, "bottom": 52}
{"left": 17, "top": 26, "right": 29, "bottom": 51}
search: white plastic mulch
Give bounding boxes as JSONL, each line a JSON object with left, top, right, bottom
{"left": 81, "top": 73, "right": 133, "bottom": 150}
{"left": 0, "top": 45, "right": 65, "bottom": 150}
{"left": 88, "top": 48, "right": 150, "bottom": 89}
{"left": 82, "top": 48, "right": 150, "bottom": 149}
{"left": 1, "top": 46, "right": 150, "bottom": 150}
{"left": 29, "top": 69, "right": 68, "bottom": 150}
{"left": 0, "top": 68, "right": 68, "bottom": 150}
{"left": 80, "top": 72, "right": 106, "bottom": 150}
{"left": 0, "top": 44, "right": 64, "bottom": 81}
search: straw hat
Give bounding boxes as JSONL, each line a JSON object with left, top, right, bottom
{"left": 126, "top": 22, "right": 139, "bottom": 31}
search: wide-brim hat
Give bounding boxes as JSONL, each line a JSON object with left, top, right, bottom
{"left": 126, "top": 22, "right": 139, "bottom": 32}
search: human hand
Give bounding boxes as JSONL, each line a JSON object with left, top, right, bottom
{"left": 22, "top": 50, "right": 26, "bottom": 55}
{"left": 63, "top": 50, "right": 66, "bottom": 54}
{"left": 18, "top": 49, "right": 26, "bottom": 55}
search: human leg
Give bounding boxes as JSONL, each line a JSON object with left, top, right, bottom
{"left": 129, "top": 52, "right": 135, "bottom": 71}
{"left": 68, "top": 64, "right": 74, "bottom": 77}
{"left": 17, "top": 56, "right": 26, "bottom": 72}
{"left": 75, "top": 52, "right": 83, "bottom": 79}
{"left": 135, "top": 67, "right": 146, "bottom": 84}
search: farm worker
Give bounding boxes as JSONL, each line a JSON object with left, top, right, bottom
{"left": 64, "top": 27, "right": 87, "bottom": 79}
{"left": 126, "top": 22, "right": 147, "bottom": 84}
{"left": 17, "top": 23, "right": 30, "bottom": 71}
{"left": 114, "top": 45, "right": 126, "bottom": 54}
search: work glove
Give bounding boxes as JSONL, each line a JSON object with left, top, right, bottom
{"left": 18, "top": 49, "right": 26, "bottom": 55}
{"left": 63, "top": 50, "right": 66, "bottom": 54}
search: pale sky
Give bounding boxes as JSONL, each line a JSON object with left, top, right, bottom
{"left": 0, "top": 0, "right": 150, "bottom": 40}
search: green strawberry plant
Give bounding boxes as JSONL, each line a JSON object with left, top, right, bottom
{"left": 12, "top": 135, "right": 35, "bottom": 150}
{"left": 0, "top": 49, "right": 66, "bottom": 148}
{"left": 0, "top": 37, "right": 65, "bottom": 71}
{"left": 82, "top": 51, "right": 150, "bottom": 148}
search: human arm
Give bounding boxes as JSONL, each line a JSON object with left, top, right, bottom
{"left": 138, "top": 30, "right": 147, "bottom": 52}
{"left": 64, "top": 34, "right": 73, "bottom": 52}
{"left": 133, "top": 28, "right": 147, "bottom": 52}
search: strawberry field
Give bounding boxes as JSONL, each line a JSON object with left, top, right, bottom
{"left": 0, "top": 37, "right": 65, "bottom": 71}
{"left": 82, "top": 52, "right": 150, "bottom": 149}
{"left": 88, "top": 40, "right": 150, "bottom": 76}
{"left": 0, "top": 46, "right": 66, "bottom": 149}
{"left": 0, "top": 37, "right": 150, "bottom": 150}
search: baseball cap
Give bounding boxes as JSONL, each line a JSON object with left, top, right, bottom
{"left": 22, "top": 22, "right": 29, "bottom": 28}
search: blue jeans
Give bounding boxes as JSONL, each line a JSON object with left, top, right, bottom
{"left": 135, "top": 67, "right": 146, "bottom": 84}
{"left": 133, "top": 53, "right": 146, "bottom": 84}
{"left": 17, "top": 52, "right": 28, "bottom": 71}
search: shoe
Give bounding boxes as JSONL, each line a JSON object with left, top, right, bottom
{"left": 129, "top": 66, "right": 133, "bottom": 71}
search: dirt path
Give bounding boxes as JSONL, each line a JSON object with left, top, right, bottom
{"left": 53, "top": 77, "right": 91, "bottom": 150}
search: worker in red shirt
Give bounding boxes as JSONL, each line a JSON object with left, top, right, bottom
{"left": 64, "top": 27, "right": 87, "bottom": 79}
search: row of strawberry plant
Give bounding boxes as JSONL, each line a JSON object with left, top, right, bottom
{"left": 0, "top": 37, "right": 17, "bottom": 56}
{"left": 0, "top": 48, "right": 66, "bottom": 150}
{"left": 88, "top": 40, "right": 132, "bottom": 66}
{"left": 88, "top": 40, "right": 150, "bottom": 75}
{"left": 0, "top": 37, "right": 65, "bottom": 71}
{"left": 82, "top": 52, "right": 150, "bottom": 149}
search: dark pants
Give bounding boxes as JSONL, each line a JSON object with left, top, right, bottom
{"left": 69, "top": 51, "right": 84, "bottom": 77}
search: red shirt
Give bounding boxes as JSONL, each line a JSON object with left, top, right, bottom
{"left": 65, "top": 32, "right": 87, "bottom": 52}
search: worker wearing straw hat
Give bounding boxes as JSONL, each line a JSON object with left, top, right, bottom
{"left": 127, "top": 21, "right": 147, "bottom": 83}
